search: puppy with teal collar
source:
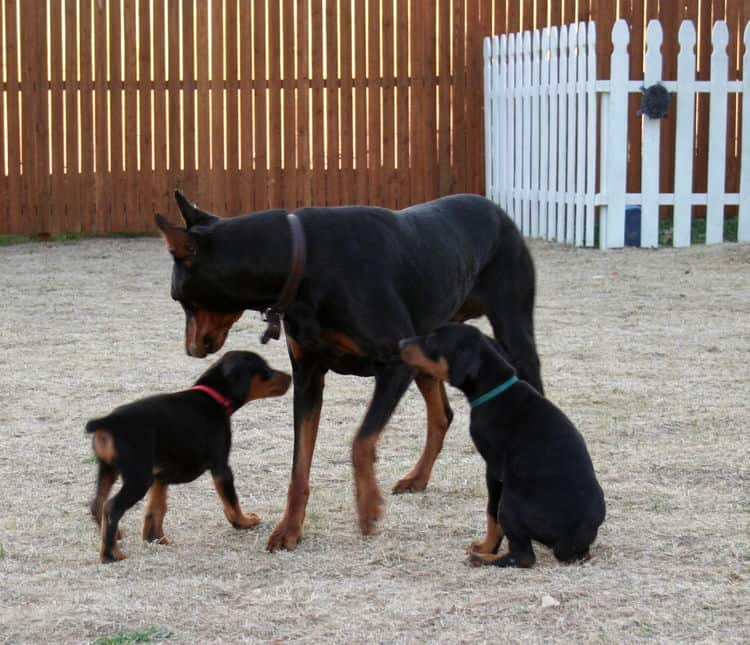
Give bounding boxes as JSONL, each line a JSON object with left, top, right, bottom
{"left": 399, "top": 323, "right": 605, "bottom": 568}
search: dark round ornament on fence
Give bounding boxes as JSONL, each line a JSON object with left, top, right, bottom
{"left": 637, "top": 83, "right": 670, "bottom": 119}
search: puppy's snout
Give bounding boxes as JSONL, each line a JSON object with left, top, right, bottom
{"left": 203, "top": 336, "right": 215, "bottom": 354}
{"left": 273, "top": 371, "right": 292, "bottom": 394}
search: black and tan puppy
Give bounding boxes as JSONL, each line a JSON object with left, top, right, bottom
{"left": 86, "top": 351, "right": 291, "bottom": 563}
{"left": 400, "top": 324, "right": 605, "bottom": 568}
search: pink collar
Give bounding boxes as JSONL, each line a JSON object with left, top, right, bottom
{"left": 191, "top": 385, "right": 234, "bottom": 415}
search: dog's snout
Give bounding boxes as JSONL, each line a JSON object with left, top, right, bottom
{"left": 203, "top": 336, "right": 214, "bottom": 354}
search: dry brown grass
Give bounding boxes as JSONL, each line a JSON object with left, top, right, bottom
{"left": 0, "top": 238, "right": 748, "bottom": 644}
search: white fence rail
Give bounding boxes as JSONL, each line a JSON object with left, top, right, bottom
{"left": 484, "top": 19, "right": 750, "bottom": 249}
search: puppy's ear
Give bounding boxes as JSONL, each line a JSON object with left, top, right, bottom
{"left": 174, "top": 190, "right": 219, "bottom": 228}
{"left": 448, "top": 346, "right": 481, "bottom": 385}
{"left": 155, "top": 213, "right": 196, "bottom": 261}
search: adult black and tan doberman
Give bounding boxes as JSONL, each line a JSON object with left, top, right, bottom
{"left": 156, "top": 192, "right": 543, "bottom": 551}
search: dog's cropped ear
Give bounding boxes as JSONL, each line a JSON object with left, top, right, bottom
{"left": 448, "top": 346, "right": 481, "bottom": 386}
{"left": 154, "top": 213, "right": 196, "bottom": 261}
{"left": 174, "top": 190, "right": 219, "bottom": 228}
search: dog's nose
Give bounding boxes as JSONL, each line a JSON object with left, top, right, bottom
{"left": 203, "top": 337, "right": 214, "bottom": 354}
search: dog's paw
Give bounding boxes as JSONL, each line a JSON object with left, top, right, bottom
{"left": 266, "top": 519, "right": 302, "bottom": 551}
{"left": 465, "top": 551, "right": 500, "bottom": 567}
{"left": 100, "top": 547, "right": 127, "bottom": 564}
{"left": 356, "top": 488, "right": 383, "bottom": 535}
{"left": 233, "top": 513, "right": 261, "bottom": 530}
{"left": 391, "top": 474, "right": 428, "bottom": 495}
{"left": 466, "top": 537, "right": 501, "bottom": 555}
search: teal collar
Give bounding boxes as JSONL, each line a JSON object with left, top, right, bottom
{"left": 470, "top": 375, "right": 519, "bottom": 408}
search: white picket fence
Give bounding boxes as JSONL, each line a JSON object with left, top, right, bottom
{"left": 483, "top": 19, "right": 750, "bottom": 249}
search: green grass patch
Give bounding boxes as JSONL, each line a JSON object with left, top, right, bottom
{"left": 93, "top": 626, "right": 172, "bottom": 645}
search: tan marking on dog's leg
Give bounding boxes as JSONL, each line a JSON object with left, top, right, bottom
{"left": 267, "top": 405, "right": 321, "bottom": 551}
{"left": 212, "top": 477, "right": 260, "bottom": 530}
{"left": 352, "top": 434, "right": 383, "bottom": 535}
{"left": 393, "top": 376, "right": 450, "bottom": 494}
{"left": 467, "top": 513, "right": 505, "bottom": 555}
{"left": 142, "top": 481, "right": 170, "bottom": 544}
{"left": 100, "top": 509, "right": 126, "bottom": 563}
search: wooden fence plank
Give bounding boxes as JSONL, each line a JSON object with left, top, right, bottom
{"left": 80, "top": 0, "right": 95, "bottom": 232}
{"left": 109, "top": 0, "right": 124, "bottom": 231}
{"left": 282, "top": 0, "right": 297, "bottom": 209}
{"left": 325, "top": 0, "right": 340, "bottom": 206}
{"left": 438, "top": 0, "right": 452, "bottom": 195}
{"left": 6, "top": 0, "right": 22, "bottom": 233}
{"left": 124, "top": 0, "right": 138, "bottom": 230}
{"left": 268, "top": 0, "right": 282, "bottom": 207}
{"left": 138, "top": 0, "right": 152, "bottom": 225}
{"left": 182, "top": 0, "right": 197, "bottom": 204}
{"left": 50, "top": 0, "right": 65, "bottom": 234}
{"left": 192, "top": 0, "right": 208, "bottom": 206}
{"left": 253, "top": 0, "right": 268, "bottom": 208}
{"left": 309, "top": 0, "right": 324, "bottom": 205}
{"left": 396, "top": 0, "right": 409, "bottom": 207}
{"left": 368, "top": 0, "right": 382, "bottom": 205}
{"left": 339, "top": 0, "right": 354, "bottom": 205}
{"left": 382, "top": 0, "right": 396, "bottom": 206}
{"left": 166, "top": 0, "right": 180, "bottom": 216}
{"left": 152, "top": 0, "right": 167, "bottom": 220}
{"left": 211, "top": 0, "right": 226, "bottom": 212}
{"left": 225, "top": 0, "right": 239, "bottom": 214}
{"left": 296, "top": 0, "right": 312, "bottom": 207}
{"left": 239, "top": 0, "right": 254, "bottom": 210}
{"left": 65, "top": 0, "right": 80, "bottom": 231}
{"left": 0, "top": 0, "right": 7, "bottom": 230}
{"left": 93, "top": 0, "right": 109, "bottom": 231}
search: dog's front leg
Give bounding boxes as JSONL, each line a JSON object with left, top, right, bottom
{"left": 267, "top": 355, "right": 325, "bottom": 552}
{"left": 352, "top": 364, "right": 414, "bottom": 535}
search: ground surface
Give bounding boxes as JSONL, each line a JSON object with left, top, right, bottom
{"left": 0, "top": 237, "right": 748, "bottom": 645}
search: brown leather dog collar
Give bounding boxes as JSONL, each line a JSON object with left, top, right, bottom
{"left": 260, "top": 212, "right": 306, "bottom": 344}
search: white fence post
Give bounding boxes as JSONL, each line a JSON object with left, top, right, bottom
{"left": 585, "top": 21, "right": 597, "bottom": 247}
{"left": 706, "top": 21, "right": 729, "bottom": 244}
{"left": 491, "top": 36, "right": 502, "bottom": 206}
{"left": 539, "top": 28, "right": 550, "bottom": 239}
{"left": 531, "top": 30, "right": 541, "bottom": 237}
{"left": 547, "top": 26, "right": 559, "bottom": 241}
{"left": 484, "top": 38, "right": 493, "bottom": 201}
{"left": 565, "top": 23, "right": 578, "bottom": 244}
{"left": 740, "top": 24, "right": 750, "bottom": 242}
{"left": 673, "top": 21, "right": 697, "bottom": 248}
{"left": 603, "top": 20, "right": 630, "bottom": 249}
{"left": 575, "top": 22, "right": 587, "bottom": 246}
{"left": 499, "top": 35, "right": 509, "bottom": 212}
{"left": 641, "top": 20, "right": 663, "bottom": 248}
{"left": 557, "top": 25, "right": 568, "bottom": 242}
{"left": 513, "top": 34, "right": 523, "bottom": 228}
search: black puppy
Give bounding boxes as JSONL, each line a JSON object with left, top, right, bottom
{"left": 400, "top": 324, "right": 605, "bottom": 568}
{"left": 86, "top": 351, "right": 291, "bottom": 563}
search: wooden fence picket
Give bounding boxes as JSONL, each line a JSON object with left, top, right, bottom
{"left": 641, "top": 20, "right": 663, "bottom": 249}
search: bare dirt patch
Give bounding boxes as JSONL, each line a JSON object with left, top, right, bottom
{"left": 0, "top": 238, "right": 748, "bottom": 644}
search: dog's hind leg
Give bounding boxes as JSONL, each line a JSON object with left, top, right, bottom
{"left": 90, "top": 461, "right": 119, "bottom": 527}
{"left": 142, "top": 480, "right": 171, "bottom": 544}
{"left": 212, "top": 466, "right": 260, "bottom": 530}
{"left": 392, "top": 376, "right": 453, "bottom": 494}
{"left": 100, "top": 472, "right": 151, "bottom": 563}
{"left": 352, "top": 363, "right": 414, "bottom": 534}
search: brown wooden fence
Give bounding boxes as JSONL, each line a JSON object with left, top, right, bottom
{"left": 0, "top": 0, "right": 746, "bottom": 235}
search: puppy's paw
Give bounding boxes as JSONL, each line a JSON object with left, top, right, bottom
{"left": 391, "top": 474, "right": 428, "bottom": 495}
{"left": 233, "top": 513, "right": 261, "bottom": 530}
{"left": 100, "top": 546, "right": 127, "bottom": 564}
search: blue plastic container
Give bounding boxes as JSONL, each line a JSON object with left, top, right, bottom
{"left": 625, "top": 205, "right": 641, "bottom": 246}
